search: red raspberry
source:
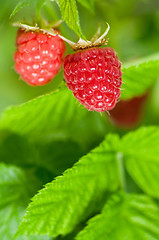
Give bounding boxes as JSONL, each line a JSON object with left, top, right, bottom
{"left": 63, "top": 47, "right": 122, "bottom": 112}
{"left": 14, "top": 29, "right": 65, "bottom": 86}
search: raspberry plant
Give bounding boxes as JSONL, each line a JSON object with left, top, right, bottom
{"left": 0, "top": 1, "right": 159, "bottom": 240}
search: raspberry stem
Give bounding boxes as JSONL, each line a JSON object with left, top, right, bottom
{"left": 12, "top": 22, "right": 76, "bottom": 47}
{"left": 13, "top": 22, "right": 110, "bottom": 51}
{"left": 52, "top": 20, "right": 64, "bottom": 28}
{"left": 116, "top": 152, "right": 127, "bottom": 191}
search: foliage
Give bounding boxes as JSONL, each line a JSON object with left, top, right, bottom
{"left": 0, "top": 0, "right": 159, "bottom": 240}
{"left": 76, "top": 192, "right": 159, "bottom": 240}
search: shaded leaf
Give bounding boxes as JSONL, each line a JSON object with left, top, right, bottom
{"left": 15, "top": 134, "right": 120, "bottom": 238}
{"left": 36, "top": 139, "right": 84, "bottom": 175}
{"left": 0, "top": 163, "right": 47, "bottom": 240}
{"left": 76, "top": 192, "right": 159, "bottom": 240}
{"left": 0, "top": 130, "right": 39, "bottom": 167}
{"left": 121, "top": 126, "right": 159, "bottom": 198}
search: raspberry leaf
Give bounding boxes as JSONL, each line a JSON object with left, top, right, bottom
{"left": 10, "top": 0, "right": 32, "bottom": 18}
{"left": 0, "top": 131, "right": 39, "bottom": 167}
{"left": 121, "top": 53, "right": 159, "bottom": 99}
{"left": 10, "top": 0, "right": 45, "bottom": 19}
{"left": 121, "top": 126, "right": 159, "bottom": 198}
{"left": 0, "top": 88, "right": 86, "bottom": 138}
{"left": 0, "top": 87, "right": 109, "bottom": 148}
{"left": 77, "top": 0, "right": 95, "bottom": 13}
{"left": 36, "top": 139, "right": 84, "bottom": 176}
{"left": 76, "top": 192, "right": 159, "bottom": 240}
{"left": 11, "top": 0, "right": 85, "bottom": 38}
{"left": 0, "top": 163, "right": 49, "bottom": 240}
{"left": 0, "top": 131, "right": 84, "bottom": 185}
{"left": 55, "top": 0, "right": 85, "bottom": 38}
{"left": 36, "top": 0, "right": 47, "bottom": 25}
{"left": 0, "top": 163, "right": 27, "bottom": 239}
{"left": 15, "top": 134, "right": 120, "bottom": 238}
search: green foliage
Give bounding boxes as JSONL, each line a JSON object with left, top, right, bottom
{"left": 10, "top": 0, "right": 46, "bottom": 19}
{"left": 1, "top": 52, "right": 159, "bottom": 143}
{"left": 122, "top": 126, "right": 159, "bottom": 198}
{"left": 10, "top": 0, "right": 85, "bottom": 38}
{"left": 1, "top": 89, "right": 159, "bottom": 239}
{"left": 10, "top": 0, "right": 33, "bottom": 18}
{"left": 0, "top": 163, "right": 39, "bottom": 240}
{"left": 77, "top": 0, "right": 95, "bottom": 13}
{"left": 36, "top": 139, "right": 84, "bottom": 175}
{"left": 13, "top": 127, "right": 159, "bottom": 238}
{"left": 0, "top": 87, "right": 109, "bottom": 149}
{"left": 0, "top": 131, "right": 39, "bottom": 167}
{"left": 0, "top": 88, "right": 86, "bottom": 139}
{"left": 55, "top": 0, "right": 85, "bottom": 38}
{"left": 121, "top": 53, "right": 159, "bottom": 99}
{"left": 76, "top": 192, "right": 159, "bottom": 240}
{"left": 15, "top": 134, "right": 120, "bottom": 237}
{"left": 1, "top": 0, "right": 159, "bottom": 239}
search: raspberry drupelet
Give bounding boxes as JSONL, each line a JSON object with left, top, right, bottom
{"left": 63, "top": 47, "right": 122, "bottom": 112}
{"left": 14, "top": 29, "right": 65, "bottom": 86}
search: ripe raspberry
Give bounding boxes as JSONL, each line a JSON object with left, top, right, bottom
{"left": 63, "top": 47, "right": 122, "bottom": 112}
{"left": 14, "top": 29, "right": 65, "bottom": 86}
{"left": 109, "top": 93, "right": 148, "bottom": 128}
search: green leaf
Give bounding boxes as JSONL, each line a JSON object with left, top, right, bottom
{"left": 0, "top": 130, "right": 84, "bottom": 182}
{"left": 10, "top": 0, "right": 33, "bottom": 18}
{"left": 55, "top": 0, "right": 85, "bottom": 38}
{"left": 0, "top": 163, "right": 49, "bottom": 240}
{"left": 36, "top": 139, "right": 84, "bottom": 175}
{"left": 76, "top": 192, "right": 159, "bottom": 240}
{"left": 121, "top": 53, "right": 159, "bottom": 99}
{"left": 11, "top": 0, "right": 85, "bottom": 37}
{"left": 0, "top": 87, "right": 86, "bottom": 140}
{"left": 0, "top": 163, "right": 30, "bottom": 239}
{"left": 121, "top": 126, "right": 159, "bottom": 198}
{"left": 16, "top": 235, "right": 51, "bottom": 240}
{"left": 77, "top": 0, "right": 94, "bottom": 13}
{"left": 10, "top": 0, "right": 46, "bottom": 19}
{"left": 36, "top": 0, "right": 46, "bottom": 24}
{"left": 16, "top": 134, "right": 120, "bottom": 238}
{"left": 0, "top": 87, "right": 109, "bottom": 149}
{"left": 0, "top": 131, "right": 39, "bottom": 167}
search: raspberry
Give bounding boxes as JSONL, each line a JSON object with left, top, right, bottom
{"left": 14, "top": 29, "right": 65, "bottom": 86}
{"left": 63, "top": 47, "right": 122, "bottom": 112}
{"left": 109, "top": 93, "right": 148, "bottom": 128}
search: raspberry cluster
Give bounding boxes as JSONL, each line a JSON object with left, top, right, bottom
{"left": 13, "top": 23, "right": 122, "bottom": 112}
{"left": 63, "top": 47, "right": 122, "bottom": 112}
{"left": 14, "top": 29, "right": 65, "bottom": 86}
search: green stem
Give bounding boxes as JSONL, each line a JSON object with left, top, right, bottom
{"left": 35, "top": 0, "right": 46, "bottom": 27}
{"left": 43, "top": 0, "right": 59, "bottom": 22}
{"left": 36, "top": 8, "right": 41, "bottom": 27}
{"left": 116, "top": 152, "right": 127, "bottom": 191}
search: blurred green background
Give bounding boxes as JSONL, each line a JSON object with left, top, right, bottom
{"left": 0, "top": 0, "right": 159, "bottom": 119}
